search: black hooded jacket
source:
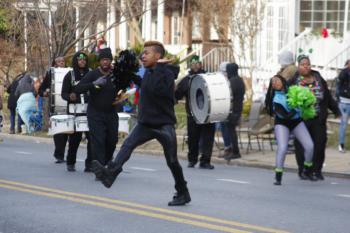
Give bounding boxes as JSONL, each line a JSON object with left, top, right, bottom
{"left": 227, "top": 63, "right": 245, "bottom": 123}
{"left": 6, "top": 73, "right": 25, "bottom": 109}
{"left": 61, "top": 52, "right": 90, "bottom": 110}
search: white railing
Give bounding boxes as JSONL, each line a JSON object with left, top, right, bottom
{"left": 258, "top": 27, "right": 312, "bottom": 68}
{"left": 320, "top": 44, "right": 350, "bottom": 80}
{"left": 201, "top": 47, "right": 233, "bottom": 73}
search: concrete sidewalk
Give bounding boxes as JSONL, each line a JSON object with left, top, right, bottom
{"left": 1, "top": 132, "right": 349, "bottom": 179}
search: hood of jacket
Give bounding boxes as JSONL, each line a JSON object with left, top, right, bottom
{"left": 226, "top": 63, "right": 239, "bottom": 79}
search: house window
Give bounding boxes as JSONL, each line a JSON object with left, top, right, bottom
{"left": 300, "top": 0, "right": 350, "bottom": 34}
{"left": 171, "top": 12, "right": 181, "bottom": 44}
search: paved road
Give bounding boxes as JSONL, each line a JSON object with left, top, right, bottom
{"left": 1, "top": 138, "right": 350, "bottom": 233}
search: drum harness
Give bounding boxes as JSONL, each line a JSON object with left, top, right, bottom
{"left": 70, "top": 71, "right": 88, "bottom": 130}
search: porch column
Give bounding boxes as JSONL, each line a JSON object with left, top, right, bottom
{"left": 157, "top": 0, "right": 164, "bottom": 43}
{"left": 144, "top": 0, "right": 152, "bottom": 40}
{"left": 110, "top": 0, "right": 116, "bottom": 54}
{"left": 119, "top": 0, "right": 128, "bottom": 49}
{"left": 75, "top": 6, "right": 80, "bottom": 51}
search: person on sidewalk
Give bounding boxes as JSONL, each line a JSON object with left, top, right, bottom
{"left": 91, "top": 41, "right": 191, "bottom": 206}
{"left": 224, "top": 63, "right": 246, "bottom": 161}
{"left": 336, "top": 59, "right": 350, "bottom": 153}
{"left": 6, "top": 73, "right": 25, "bottom": 134}
{"left": 175, "top": 56, "right": 216, "bottom": 169}
{"left": 39, "top": 56, "right": 68, "bottom": 163}
{"left": 265, "top": 75, "right": 315, "bottom": 185}
{"left": 61, "top": 52, "right": 92, "bottom": 172}
{"left": 217, "top": 61, "right": 233, "bottom": 158}
{"left": 288, "top": 55, "right": 341, "bottom": 180}
{"left": 14, "top": 74, "right": 37, "bottom": 134}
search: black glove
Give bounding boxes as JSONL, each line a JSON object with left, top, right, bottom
{"left": 93, "top": 76, "right": 107, "bottom": 88}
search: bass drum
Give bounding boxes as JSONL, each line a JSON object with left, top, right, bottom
{"left": 189, "top": 72, "right": 232, "bottom": 124}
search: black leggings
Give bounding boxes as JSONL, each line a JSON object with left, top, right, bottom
{"left": 113, "top": 123, "right": 188, "bottom": 193}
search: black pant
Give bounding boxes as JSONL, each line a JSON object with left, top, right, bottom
{"left": 113, "top": 123, "right": 188, "bottom": 193}
{"left": 187, "top": 116, "right": 215, "bottom": 164}
{"left": 66, "top": 132, "right": 92, "bottom": 167}
{"left": 53, "top": 133, "right": 68, "bottom": 160}
{"left": 88, "top": 108, "right": 118, "bottom": 166}
{"left": 294, "top": 117, "right": 327, "bottom": 173}
{"left": 225, "top": 119, "right": 240, "bottom": 155}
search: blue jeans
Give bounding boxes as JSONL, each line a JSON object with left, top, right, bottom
{"left": 216, "top": 122, "right": 232, "bottom": 149}
{"left": 9, "top": 108, "right": 23, "bottom": 131}
{"left": 338, "top": 102, "right": 350, "bottom": 145}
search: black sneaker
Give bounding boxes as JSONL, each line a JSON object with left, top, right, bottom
{"left": 314, "top": 172, "right": 325, "bottom": 180}
{"left": 101, "top": 167, "right": 123, "bottom": 188}
{"left": 199, "top": 163, "right": 214, "bottom": 169}
{"left": 187, "top": 161, "right": 197, "bottom": 168}
{"left": 84, "top": 167, "right": 92, "bottom": 173}
{"left": 55, "top": 159, "right": 65, "bottom": 164}
{"left": 67, "top": 164, "right": 76, "bottom": 172}
{"left": 91, "top": 160, "right": 106, "bottom": 181}
{"left": 168, "top": 191, "right": 191, "bottom": 206}
{"left": 224, "top": 153, "right": 241, "bottom": 161}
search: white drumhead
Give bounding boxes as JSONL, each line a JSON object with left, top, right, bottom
{"left": 51, "top": 115, "right": 75, "bottom": 121}
{"left": 49, "top": 114, "right": 75, "bottom": 135}
{"left": 118, "top": 113, "right": 130, "bottom": 134}
{"left": 189, "top": 72, "right": 232, "bottom": 124}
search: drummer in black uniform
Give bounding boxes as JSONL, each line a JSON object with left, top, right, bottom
{"left": 39, "top": 56, "right": 68, "bottom": 163}
{"left": 61, "top": 52, "right": 92, "bottom": 172}
{"left": 74, "top": 48, "right": 130, "bottom": 173}
{"left": 175, "top": 56, "right": 216, "bottom": 169}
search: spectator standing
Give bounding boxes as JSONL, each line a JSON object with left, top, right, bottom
{"left": 336, "top": 59, "right": 350, "bottom": 153}
{"left": 6, "top": 73, "right": 25, "bottom": 134}
{"left": 224, "top": 63, "right": 245, "bottom": 161}
{"left": 289, "top": 55, "right": 341, "bottom": 180}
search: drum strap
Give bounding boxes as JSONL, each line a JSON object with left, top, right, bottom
{"left": 70, "top": 70, "right": 85, "bottom": 104}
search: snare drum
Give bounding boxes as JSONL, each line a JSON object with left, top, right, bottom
{"left": 189, "top": 72, "right": 232, "bottom": 124}
{"left": 48, "top": 115, "right": 75, "bottom": 135}
{"left": 118, "top": 113, "right": 131, "bottom": 134}
{"left": 69, "top": 103, "right": 88, "bottom": 114}
{"left": 75, "top": 116, "right": 89, "bottom": 132}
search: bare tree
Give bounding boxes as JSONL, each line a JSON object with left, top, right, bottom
{"left": 230, "top": 0, "right": 265, "bottom": 77}
{"left": 0, "top": 0, "right": 25, "bottom": 84}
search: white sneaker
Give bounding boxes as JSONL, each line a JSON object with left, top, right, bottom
{"left": 338, "top": 144, "right": 345, "bottom": 153}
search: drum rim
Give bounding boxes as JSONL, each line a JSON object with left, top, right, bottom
{"left": 189, "top": 74, "right": 211, "bottom": 124}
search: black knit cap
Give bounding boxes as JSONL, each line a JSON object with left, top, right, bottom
{"left": 98, "top": 47, "right": 113, "bottom": 61}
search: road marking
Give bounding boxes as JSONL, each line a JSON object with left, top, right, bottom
{"left": 0, "top": 179, "right": 288, "bottom": 233}
{"left": 337, "top": 194, "right": 350, "bottom": 198}
{"left": 216, "top": 179, "right": 250, "bottom": 184}
{"left": 331, "top": 182, "right": 339, "bottom": 185}
{"left": 14, "top": 151, "right": 32, "bottom": 155}
{"left": 130, "top": 166, "right": 156, "bottom": 172}
{"left": 0, "top": 183, "right": 250, "bottom": 233}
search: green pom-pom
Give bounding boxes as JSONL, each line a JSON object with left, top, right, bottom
{"left": 287, "top": 85, "right": 316, "bottom": 120}
{"left": 302, "top": 108, "right": 316, "bottom": 120}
